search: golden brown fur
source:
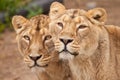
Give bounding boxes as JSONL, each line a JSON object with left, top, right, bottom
{"left": 49, "top": 2, "right": 120, "bottom": 80}
{"left": 12, "top": 14, "right": 72, "bottom": 80}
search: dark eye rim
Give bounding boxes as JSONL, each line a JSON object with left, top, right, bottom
{"left": 44, "top": 35, "right": 52, "bottom": 41}
{"left": 78, "top": 25, "right": 88, "bottom": 29}
{"left": 57, "top": 22, "right": 63, "bottom": 28}
{"left": 23, "top": 35, "right": 30, "bottom": 41}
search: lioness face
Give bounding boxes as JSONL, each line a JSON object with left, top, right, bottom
{"left": 49, "top": 2, "right": 107, "bottom": 60}
{"left": 12, "top": 15, "right": 54, "bottom": 68}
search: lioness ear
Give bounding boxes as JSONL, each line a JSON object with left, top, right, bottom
{"left": 49, "top": 2, "right": 66, "bottom": 20}
{"left": 87, "top": 8, "right": 107, "bottom": 24}
{"left": 12, "top": 15, "right": 28, "bottom": 34}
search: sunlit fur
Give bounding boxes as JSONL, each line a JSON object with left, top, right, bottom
{"left": 12, "top": 14, "right": 72, "bottom": 80}
{"left": 49, "top": 2, "right": 120, "bottom": 80}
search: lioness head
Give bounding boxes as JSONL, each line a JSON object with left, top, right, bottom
{"left": 12, "top": 15, "right": 55, "bottom": 69}
{"left": 49, "top": 2, "right": 107, "bottom": 60}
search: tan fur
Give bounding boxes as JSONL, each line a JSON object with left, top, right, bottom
{"left": 12, "top": 14, "right": 72, "bottom": 80}
{"left": 49, "top": 2, "right": 120, "bottom": 80}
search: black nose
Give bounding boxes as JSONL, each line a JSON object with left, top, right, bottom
{"left": 29, "top": 55, "right": 42, "bottom": 61}
{"left": 59, "top": 38, "right": 73, "bottom": 45}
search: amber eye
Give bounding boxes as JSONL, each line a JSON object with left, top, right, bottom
{"left": 78, "top": 25, "right": 87, "bottom": 29}
{"left": 44, "top": 35, "right": 52, "bottom": 41}
{"left": 23, "top": 35, "right": 30, "bottom": 41}
{"left": 57, "top": 22, "right": 63, "bottom": 28}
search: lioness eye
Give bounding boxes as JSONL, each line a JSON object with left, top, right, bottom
{"left": 78, "top": 25, "right": 87, "bottom": 29}
{"left": 44, "top": 35, "right": 52, "bottom": 41}
{"left": 23, "top": 35, "right": 30, "bottom": 41}
{"left": 57, "top": 22, "right": 63, "bottom": 28}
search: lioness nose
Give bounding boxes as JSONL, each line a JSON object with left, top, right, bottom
{"left": 59, "top": 38, "right": 73, "bottom": 45}
{"left": 29, "top": 55, "right": 42, "bottom": 61}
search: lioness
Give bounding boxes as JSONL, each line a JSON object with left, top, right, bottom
{"left": 49, "top": 2, "right": 120, "bottom": 80}
{"left": 12, "top": 15, "right": 71, "bottom": 80}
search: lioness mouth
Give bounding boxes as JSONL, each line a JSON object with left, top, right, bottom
{"left": 59, "top": 49, "right": 78, "bottom": 56}
{"left": 29, "top": 62, "right": 48, "bottom": 68}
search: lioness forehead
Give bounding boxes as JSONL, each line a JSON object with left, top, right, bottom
{"left": 29, "top": 15, "right": 49, "bottom": 31}
{"left": 60, "top": 9, "right": 87, "bottom": 23}
{"left": 25, "top": 15, "right": 49, "bottom": 35}
{"left": 65, "top": 9, "right": 86, "bottom": 18}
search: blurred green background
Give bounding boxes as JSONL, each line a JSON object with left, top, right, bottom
{"left": 0, "top": 0, "right": 43, "bottom": 33}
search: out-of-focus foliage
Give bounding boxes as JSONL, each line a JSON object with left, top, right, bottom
{"left": 0, "top": 22, "right": 5, "bottom": 33}
{"left": 0, "top": 0, "right": 30, "bottom": 12}
{"left": 0, "top": 0, "right": 30, "bottom": 32}
{"left": 0, "top": 0, "right": 42, "bottom": 33}
{"left": 26, "top": 5, "right": 43, "bottom": 18}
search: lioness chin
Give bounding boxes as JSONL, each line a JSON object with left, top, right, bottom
{"left": 49, "top": 2, "right": 120, "bottom": 80}
{"left": 12, "top": 14, "right": 72, "bottom": 80}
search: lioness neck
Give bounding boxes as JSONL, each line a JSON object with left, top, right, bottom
{"left": 69, "top": 58, "right": 95, "bottom": 80}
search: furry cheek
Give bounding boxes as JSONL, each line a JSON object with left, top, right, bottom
{"left": 24, "top": 56, "right": 34, "bottom": 67}
{"left": 54, "top": 40, "right": 64, "bottom": 52}
{"left": 67, "top": 43, "right": 80, "bottom": 53}
{"left": 18, "top": 39, "right": 29, "bottom": 55}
